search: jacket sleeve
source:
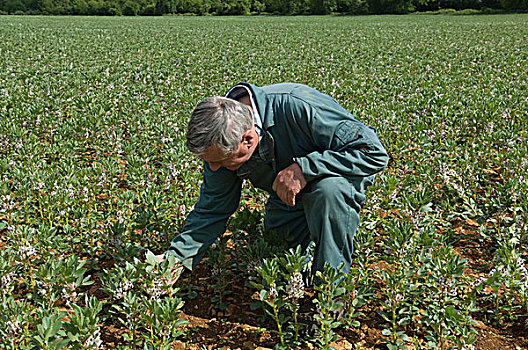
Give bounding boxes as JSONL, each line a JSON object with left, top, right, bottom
{"left": 168, "top": 162, "right": 242, "bottom": 271}
{"left": 292, "top": 100, "right": 389, "bottom": 183}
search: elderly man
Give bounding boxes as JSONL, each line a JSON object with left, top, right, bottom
{"left": 162, "top": 82, "right": 388, "bottom": 282}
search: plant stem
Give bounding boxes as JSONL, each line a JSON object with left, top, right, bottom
{"left": 293, "top": 305, "right": 299, "bottom": 341}
{"left": 272, "top": 302, "right": 284, "bottom": 345}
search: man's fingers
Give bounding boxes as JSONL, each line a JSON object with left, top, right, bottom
{"left": 276, "top": 185, "right": 293, "bottom": 206}
{"left": 287, "top": 189, "right": 295, "bottom": 206}
{"left": 273, "top": 162, "right": 306, "bottom": 206}
{"left": 282, "top": 185, "right": 298, "bottom": 206}
{"left": 283, "top": 189, "right": 296, "bottom": 207}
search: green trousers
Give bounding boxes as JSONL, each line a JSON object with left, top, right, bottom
{"left": 264, "top": 175, "right": 370, "bottom": 274}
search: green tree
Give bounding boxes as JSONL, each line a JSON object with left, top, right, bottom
{"left": 337, "top": 0, "right": 368, "bottom": 13}
{"left": 182, "top": 0, "right": 202, "bottom": 14}
{"left": 500, "top": 0, "right": 527, "bottom": 10}
{"left": 122, "top": 0, "right": 139, "bottom": 14}
{"left": 481, "top": 0, "right": 503, "bottom": 9}
{"left": 4, "top": 0, "right": 27, "bottom": 12}
{"left": 71, "top": 0, "right": 88, "bottom": 13}
{"left": 154, "top": 0, "right": 167, "bottom": 14}
{"left": 220, "top": 0, "right": 251, "bottom": 14}
{"left": 368, "top": 0, "right": 413, "bottom": 13}
{"left": 251, "top": 0, "right": 265, "bottom": 13}
{"left": 262, "top": 0, "right": 285, "bottom": 14}
{"left": 310, "top": 0, "right": 337, "bottom": 14}
{"left": 207, "top": 0, "right": 222, "bottom": 13}
{"left": 289, "top": 0, "right": 311, "bottom": 14}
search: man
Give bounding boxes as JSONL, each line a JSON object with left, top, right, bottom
{"left": 160, "top": 82, "right": 388, "bottom": 283}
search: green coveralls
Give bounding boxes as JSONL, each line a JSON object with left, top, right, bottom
{"left": 168, "top": 83, "right": 388, "bottom": 274}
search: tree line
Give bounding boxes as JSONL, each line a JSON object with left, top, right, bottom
{"left": 0, "top": 0, "right": 526, "bottom": 16}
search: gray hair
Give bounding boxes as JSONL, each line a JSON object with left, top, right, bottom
{"left": 186, "top": 96, "right": 254, "bottom": 155}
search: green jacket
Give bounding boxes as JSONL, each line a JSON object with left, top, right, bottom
{"left": 168, "top": 83, "right": 388, "bottom": 270}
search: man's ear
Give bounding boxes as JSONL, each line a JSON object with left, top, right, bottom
{"left": 241, "top": 128, "right": 257, "bottom": 148}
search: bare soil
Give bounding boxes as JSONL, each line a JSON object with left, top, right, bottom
{"left": 96, "top": 218, "right": 528, "bottom": 350}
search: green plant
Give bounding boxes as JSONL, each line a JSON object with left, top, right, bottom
{"left": 314, "top": 263, "right": 346, "bottom": 350}
{"left": 279, "top": 246, "right": 306, "bottom": 344}
{"left": 62, "top": 296, "right": 104, "bottom": 349}
{"left": 31, "top": 310, "right": 69, "bottom": 350}
{"left": 140, "top": 295, "right": 188, "bottom": 348}
{"left": 252, "top": 257, "right": 289, "bottom": 348}
{"left": 206, "top": 234, "right": 233, "bottom": 311}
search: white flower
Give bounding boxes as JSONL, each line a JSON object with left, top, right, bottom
{"left": 285, "top": 272, "right": 305, "bottom": 300}
{"left": 179, "top": 205, "right": 187, "bottom": 217}
{"left": 114, "top": 281, "right": 134, "bottom": 300}
{"left": 0, "top": 272, "right": 15, "bottom": 294}
{"left": 18, "top": 243, "right": 36, "bottom": 258}
{"left": 471, "top": 277, "right": 486, "bottom": 289}
{"left": 148, "top": 277, "right": 166, "bottom": 301}
{"left": 36, "top": 281, "right": 52, "bottom": 296}
{"left": 268, "top": 284, "right": 278, "bottom": 299}
{"left": 5, "top": 320, "right": 20, "bottom": 336}
{"left": 211, "top": 267, "right": 220, "bottom": 278}
{"left": 84, "top": 327, "right": 103, "bottom": 349}
{"left": 395, "top": 294, "right": 404, "bottom": 303}
{"left": 384, "top": 299, "right": 393, "bottom": 308}
{"left": 247, "top": 261, "right": 262, "bottom": 281}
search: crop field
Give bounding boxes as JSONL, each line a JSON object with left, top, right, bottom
{"left": 0, "top": 14, "right": 527, "bottom": 350}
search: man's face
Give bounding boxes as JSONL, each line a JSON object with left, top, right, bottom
{"left": 199, "top": 128, "right": 258, "bottom": 172}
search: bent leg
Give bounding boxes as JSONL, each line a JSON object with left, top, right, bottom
{"left": 263, "top": 198, "right": 312, "bottom": 252}
{"left": 301, "top": 176, "right": 365, "bottom": 274}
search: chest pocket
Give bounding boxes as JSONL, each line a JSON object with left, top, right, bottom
{"left": 236, "top": 131, "right": 276, "bottom": 193}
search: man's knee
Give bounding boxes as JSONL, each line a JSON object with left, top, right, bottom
{"left": 303, "top": 176, "right": 365, "bottom": 212}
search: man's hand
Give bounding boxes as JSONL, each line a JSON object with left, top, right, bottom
{"left": 272, "top": 162, "right": 307, "bottom": 206}
{"left": 155, "top": 254, "right": 184, "bottom": 286}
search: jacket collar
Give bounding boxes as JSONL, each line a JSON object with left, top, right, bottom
{"left": 228, "top": 82, "right": 275, "bottom": 129}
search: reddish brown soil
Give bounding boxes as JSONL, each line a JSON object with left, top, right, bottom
{"left": 94, "top": 219, "right": 528, "bottom": 350}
